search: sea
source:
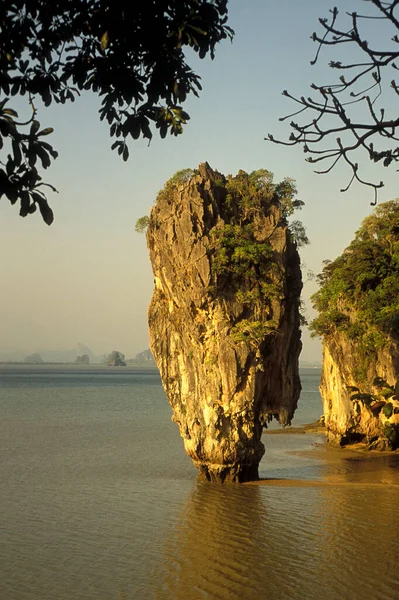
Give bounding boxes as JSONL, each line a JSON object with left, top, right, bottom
{"left": 1, "top": 364, "right": 399, "bottom": 600}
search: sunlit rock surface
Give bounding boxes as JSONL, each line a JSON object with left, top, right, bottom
{"left": 313, "top": 200, "right": 399, "bottom": 450}
{"left": 147, "top": 163, "right": 302, "bottom": 481}
{"left": 321, "top": 333, "right": 399, "bottom": 449}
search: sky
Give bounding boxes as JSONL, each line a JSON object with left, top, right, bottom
{"left": 1, "top": 0, "right": 398, "bottom": 361}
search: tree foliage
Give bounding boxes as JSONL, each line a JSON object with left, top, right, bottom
{"left": 310, "top": 199, "right": 399, "bottom": 350}
{"left": 0, "top": 1, "right": 233, "bottom": 223}
{"left": 145, "top": 165, "right": 306, "bottom": 345}
{"left": 268, "top": 1, "right": 399, "bottom": 203}
{"left": 135, "top": 215, "right": 149, "bottom": 234}
{"left": 207, "top": 168, "right": 307, "bottom": 342}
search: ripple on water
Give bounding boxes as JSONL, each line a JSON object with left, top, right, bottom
{"left": 1, "top": 366, "right": 399, "bottom": 600}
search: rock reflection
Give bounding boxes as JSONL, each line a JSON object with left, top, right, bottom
{"left": 151, "top": 448, "right": 399, "bottom": 600}
{"left": 319, "top": 444, "right": 399, "bottom": 486}
{"left": 153, "top": 481, "right": 269, "bottom": 599}
{"left": 151, "top": 480, "right": 330, "bottom": 600}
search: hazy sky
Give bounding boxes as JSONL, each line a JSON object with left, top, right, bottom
{"left": 1, "top": 0, "right": 398, "bottom": 360}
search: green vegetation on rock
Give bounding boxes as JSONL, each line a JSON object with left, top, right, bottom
{"left": 146, "top": 162, "right": 304, "bottom": 480}
{"left": 206, "top": 169, "right": 307, "bottom": 342}
{"left": 155, "top": 168, "right": 195, "bottom": 205}
{"left": 139, "top": 165, "right": 307, "bottom": 348}
{"left": 135, "top": 216, "right": 150, "bottom": 234}
{"left": 311, "top": 200, "right": 399, "bottom": 375}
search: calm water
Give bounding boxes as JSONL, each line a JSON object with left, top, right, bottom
{"left": 1, "top": 365, "right": 399, "bottom": 600}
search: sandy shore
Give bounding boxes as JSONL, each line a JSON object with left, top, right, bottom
{"left": 255, "top": 421, "right": 399, "bottom": 487}
{"left": 263, "top": 420, "right": 326, "bottom": 435}
{"left": 247, "top": 478, "right": 399, "bottom": 488}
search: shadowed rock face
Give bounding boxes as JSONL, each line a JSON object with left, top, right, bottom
{"left": 147, "top": 163, "right": 302, "bottom": 482}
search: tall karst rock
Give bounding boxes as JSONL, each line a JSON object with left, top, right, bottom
{"left": 147, "top": 163, "right": 303, "bottom": 481}
{"left": 311, "top": 200, "right": 399, "bottom": 450}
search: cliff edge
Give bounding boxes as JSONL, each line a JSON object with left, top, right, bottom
{"left": 312, "top": 200, "right": 399, "bottom": 449}
{"left": 147, "top": 163, "right": 303, "bottom": 481}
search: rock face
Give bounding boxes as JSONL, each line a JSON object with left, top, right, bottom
{"left": 320, "top": 333, "right": 399, "bottom": 449}
{"left": 312, "top": 200, "right": 399, "bottom": 450}
{"left": 106, "top": 351, "right": 126, "bottom": 367}
{"left": 147, "top": 163, "right": 302, "bottom": 482}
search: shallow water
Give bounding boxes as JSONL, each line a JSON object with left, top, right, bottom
{"left": 1, "top": 365, "right": 399, "bottom": 599}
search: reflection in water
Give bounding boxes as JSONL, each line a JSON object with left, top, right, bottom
{"left": 153, "top": 481, "right": 325, "bottom": 600}
{"left": 326, "top": 449, "right": 399, "bottom": 486}
{"left": 154, "top": 483, "right": 268, "bottom": 599}
{"left": 153, "top": 463, "right": 399, "bottom": 600}
{"left": 318, "top": 485, "right": 399, "bottom": 600}
{"left": 2, "top": 366, "right": 399, "bottom": 600}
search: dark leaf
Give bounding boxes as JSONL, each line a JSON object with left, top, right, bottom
{"left": 3, "top": 107, "right": 18, "bottom": 117}
{"left": 36, "top": 145, "right": 51, "bottom": 169}
{"left": 37, "top": 127, "right": 54, "bottom": 136}
{"left": 19, "top": 191, "right": 31, "bottom": 217}
{"left": 30, "top": 120, "right": 41, "bottom": 135}
{"left": 12, "top": 139, "right": 22, "bottom": 165}
{"left": 6, "top": 157, "right": 14, "bottom": 176}
{"left": 33, "top": 194, "right": 54, "bottom": 225}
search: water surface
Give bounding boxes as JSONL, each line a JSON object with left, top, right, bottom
{"left": 1, "top": 365, "right": 398, "bottom": 599}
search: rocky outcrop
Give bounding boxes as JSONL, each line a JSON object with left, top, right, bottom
{"left": 134, "top": 349, "right": 155, "bottom": 363}
{"left": 106, "top": 351, "right": 126, "bottom": 367}
{"left": 320, "top": 333, "right": 399, "bottom": 449}
{"left": 74, "top": 353, "right": 90, "bottom": 365}
{"left": 147, "top": 163, "right": 302, "bottom": 482}
{"left": 313, "top": 200, "right": 399, "bottom": 450}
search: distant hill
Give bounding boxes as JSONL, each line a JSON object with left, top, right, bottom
{"left": 0, "top": 343, "right": 103, "bottom": 364}
{"left": 74, "top": 353, "right": 90, "bottom": 365}
{"left": 125, "top": 349, "right": 155, "bottom": 365}
{"left": 135, "top": 349, "right": 154, "bottom": 362}
{"left": 24, "top": 353, "right": 45, "bottom": 364}
{"left": 39, "top": 343, "right": 99, "bottom": 363}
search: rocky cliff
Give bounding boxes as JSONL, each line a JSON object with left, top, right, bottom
{"left": 320, "top": 334, "right": 399, "bottom": 449}
{"left": 147, "top": 163, "right": 303, "bottom": 481}
{"left": 312, "top": 200, "right": 399, "bottom": 450}
{"left": 106, "top": 351, "right": 126, "bottom": 367}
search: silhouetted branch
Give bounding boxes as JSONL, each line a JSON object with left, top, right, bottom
{"left": 268, "top": 0, "right": 399, "bottom": 202}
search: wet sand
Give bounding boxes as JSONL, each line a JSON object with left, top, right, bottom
{"left": 248, "top": 478, "right": 399, "bottom": 487}
{"left": 263, "top": 420, "right": 326, "bottom": 435}
{"left": 257, "top": 422, "right": 399, "bottom": 487}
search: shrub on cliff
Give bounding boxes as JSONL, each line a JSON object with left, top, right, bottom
{"left": 140, "top": 166, "right": 308, "bottom": 342}
{"left": 208, "top": 169, "right": 307, "bottom": 315}
{"left": 310, "top": 199, "right": 399, "bottom": 349}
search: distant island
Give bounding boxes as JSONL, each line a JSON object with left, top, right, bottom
{"left": 74, "top": 354, "right": 90, "bottom": 365}
{"left": 126, "top": 349, "right": 155, "bottom": 364}
{"left": 23, "top": 353, "right": 45, "bottom": 364}
{"left": 0, "top": 345, "right": 156, "bottom": 366}
{"left": 106, "top": 351, "right": 126, "bottom": 367}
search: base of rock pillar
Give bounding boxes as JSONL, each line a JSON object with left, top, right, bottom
{"left": 195, "top": 462, "right": 259, "bottom": 483}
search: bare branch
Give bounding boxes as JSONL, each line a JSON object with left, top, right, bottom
{"left": 268, "top": 0, "right": 399, "bottom": 201}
